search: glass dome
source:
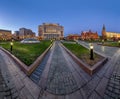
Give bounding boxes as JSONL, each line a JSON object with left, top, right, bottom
{"left": 20, "top": 38, "right": 40, "bottom": 43}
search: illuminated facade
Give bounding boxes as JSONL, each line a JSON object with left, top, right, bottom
{"left": 102, "top": 25, "right": 120, "bottom": 40}
{"left": 81, "top": 30, "right": 99, "bottom": 40}
{"left": 13, "top": 31, "right": 20, "bottom": 40}
{"left": 38, "top": 23, "right": 64, "bottom": 40}
{"left": 0, "top": 29, "right": 12, "bottom": 40}
{"left": 67, "top": 34, "right": 81, "bottom": 40}
{"left": 13, "top": 28, "right": 35, "bottom": 40}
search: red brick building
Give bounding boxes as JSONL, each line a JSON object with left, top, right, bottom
{"left": 67, "top": 34, "right": 81, "bottom": 40}
{"left": 81, "top": 30, "right": 99, "bottom": 40}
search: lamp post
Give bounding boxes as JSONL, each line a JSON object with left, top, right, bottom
{"left": 118, "top": 40, "right": 120, "bottom": 46}
{"left": 90, "top": 44, "right": 94, "bottom": 60}
{"left": 10, "top": 42, "right": 13, "bottom": 52}
{"left": 102, "top": 39, "right": 104, "bottom": 45}
{"left": 51, "top": 39, "right": 52, "bottom": 43}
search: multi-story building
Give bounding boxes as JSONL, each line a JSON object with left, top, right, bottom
{"left": 38, "top": 23, "right": 64, "bottom": 40}
{"left": 102, "top": 25, "right": 120, "bottom": 40}
{"left": 13, "top": 31, "right": 20, "bottom": 40}
{"left": 81, "top": 30, "right": 99, "bottom": 40}
{"left": 0, "top": 29, "right": 12, "bottom": 41}
{"left": 15, "top": 28, "right": 35, "bottom": 40}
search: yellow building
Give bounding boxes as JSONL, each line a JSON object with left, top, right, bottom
{"left": 0, "top": 29, "right": 12, "bottom": 40}
{"left": 38, "top": 23, "right": 64, "bottom": 40}
{"left": 102, "top": 25, "right": 120, "bottom": 40}
{"left": 106, "top": 32, "right": 120, "bottom": 39}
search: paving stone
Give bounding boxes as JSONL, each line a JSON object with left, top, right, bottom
{"left": 104, "top": 55, "right": 120, "bottom": 99}
{"left": 11, "top": 88, "right": 17, "bottom": 94}
{"left": 65, "top": 91, "right": 83, "bottom": 99}
{"left": 5, "top": 91, "right": 11, "bottom": 96}
{"left": 12, "top": 92, "right": 18, "bottom": 99}
{"left": 5, "top": 96, "right": 12, "bottom": 99}
{"left": 0, "top": 85, "right": 4, "bottom": 92}
{"left": 1, "top": 41, "right": 120, "bottom": 99}
{"left": 19, "top": 87, "right": 34, "bottom": 99}
{"left": 0, "top": 92, "right": 4, "bottom": 99}
{"left": 45, "top": 42, "right": 79, "bottom": 95}
{"left": 95, "top": 77, "right": 109, "bottom": 97}
{"left": 88, "top": 91, "right": 101, "bottom": 99}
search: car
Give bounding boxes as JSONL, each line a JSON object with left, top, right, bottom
{"left": 20, "top": 38, "right": 40, "bottom": 43}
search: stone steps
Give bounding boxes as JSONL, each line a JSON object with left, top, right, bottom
{"left": 30, "top": 50, "right": 51, "bottom": 84}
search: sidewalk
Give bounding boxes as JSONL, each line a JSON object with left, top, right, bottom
{"left": 0, "top": 49, "right": 40, "bottom": 99}
{"left": 0, "top": 41, "right": 120, "bottom": 99}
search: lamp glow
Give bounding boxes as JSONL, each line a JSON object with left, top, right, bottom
{"left": 10, "top": 42, "right": 13, "bottom": 51}
{"left": 90, "top": 44, "right": 94, "bottom": 60}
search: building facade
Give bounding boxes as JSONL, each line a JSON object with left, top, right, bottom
{"left": 0, "top": 29, "right": 12, "bottom": 41}
{"left": 38, "top": 23, "right": 64, "bottom": 40}
{"left": 66, "top": 34, "right": 81, "bottom": 40}
{"left": 13, "top": 28, "right": 35, "bottom": 40}
{"left": 102, "top": 25, "right": 120, "bottom": 40}
{"left": 13, "top": 31, "right": 20, "bottom": 40}
{"left": 81, "top": 30, "right": 99, "bottom": 40}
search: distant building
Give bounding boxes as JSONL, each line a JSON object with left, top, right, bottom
{"left": 13, "top": 28, "right": 35, "bottom": 40}
{"left": 13, "top": 31, "right": 20, "bottom": 40}
{"left": 19, "top": 28, "right": 35, "bottom": 39}
{"left": 81, "top": 30, "right": 99, "bottom": 40}
{"left": 67, "top": 34, "right": 81, "bottom": 40}
{"left": 38, "top": 23, "right": 64, "bottom": 40}
{"left": 102, "top": 25, "right": 107, "bottom": 40}
{"left": 102, "top": 25, "right": 120, "bottom": 40}
{"left": 0, "top": 29, "right": 12, "bottom": 41}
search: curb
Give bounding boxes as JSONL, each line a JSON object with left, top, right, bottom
{"left": 0, "top": 43, "right": 53, "bottom": 76}
{"left": 61, "top": 43, "right": 108, "bottom": 75}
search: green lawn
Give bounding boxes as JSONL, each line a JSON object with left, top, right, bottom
{"left": 0, "top": 40, "right": 51, "bottom": 66}
{"left": 103, "top": 42, "right": 120, "bottom": 47}
{"left": 63, "top": 43, "right": 103, "bottom": 66}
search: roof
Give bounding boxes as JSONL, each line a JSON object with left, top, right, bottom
{"left": 0, "top": 29, "right": 11, "bottom": 32}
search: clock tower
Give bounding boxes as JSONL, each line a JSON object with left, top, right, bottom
{"left": 102, "top": 24, "right": 107, "bottom": 40}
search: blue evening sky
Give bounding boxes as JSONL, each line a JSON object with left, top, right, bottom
{"left": 0, "top": 0, "right": 120, "bottom": 36}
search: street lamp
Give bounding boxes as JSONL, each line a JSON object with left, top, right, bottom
{"left": 102, "top": 39, "right": 104, "bottom": 45}
{"left": 51, "top": 39, "right": 53, "bottom": 43}
{"left": 90, "top": 44, "right": 94, "bottom": 60}
{"left": 10, "top": 42, "right": 13, "bottom": 52}
{"left": 118, "top": 40, "right": 120, "bottom": 46}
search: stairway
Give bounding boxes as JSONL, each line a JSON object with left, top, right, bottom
{"left": 30, "top": 50, "right": 51, "bottom": 84}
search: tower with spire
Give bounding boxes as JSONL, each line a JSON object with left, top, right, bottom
{"left": 102, "top": 24, "right": 107, "bottom": 40}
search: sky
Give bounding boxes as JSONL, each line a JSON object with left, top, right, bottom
{"left": 0, "top": 0, "right": 120, "bottom": 36}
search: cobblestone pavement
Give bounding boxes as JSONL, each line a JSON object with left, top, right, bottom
{"left": 46, "top": 42, "right": 78, "bottom": 95}
{"left": 0, "top": 41, "right": 120, "bottom": 99}
{"left": 0, "top": 53, "right": 19, "bottom": 99}
{"left": 104, "top": 57, "right": 120, "bottom": 98}
{"left": 0, "top": 49, "right": 40, "bottom": 99}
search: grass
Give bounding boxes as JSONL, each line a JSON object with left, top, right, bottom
{"left": 64, "top": 40, "right": 75, "bottom": 42}
{"left": 0, "top": 40, "right": 51, "bottom": 66}
{"left": 103, "top": 42, "right": 120, "bottom": 47}
{"left": 63, "top": 43, "right": 103, "bottom": 66}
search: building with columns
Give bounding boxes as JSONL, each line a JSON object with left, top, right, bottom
{"left": 38, "top": 23, "right": 64, "bottom": 40}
